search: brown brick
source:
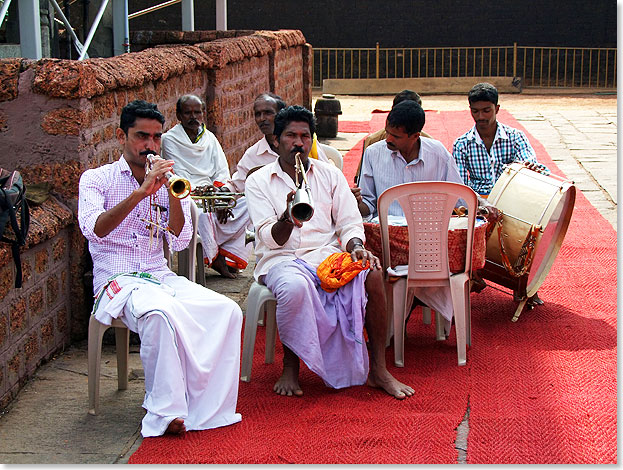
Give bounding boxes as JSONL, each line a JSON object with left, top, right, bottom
{"left": 10, "top": 297, "right": 27, "bottom": 334}
{"left": 0, "top": 314, "right": 7, "bottom": 350}
{"left": 41, "top": 108, "right": 84, "bottom": 136}
{"left": 21, "top": 257, "right": 32, "bottom": 285}
{"left": 24, "top": 332, "right": 39, "bottom": 367}
{"left": 41, "top": 317, "right": 54, "bottom": 350}
{"left": 52, "top": 237, "right": 66, "bottom": 262}
{"left": 7, "top": 348, "right": 22, "bottom": 386}
{"left": 0, "top": 58, "right": 21, "bottom": 102}
{"left": 0, "top": 264, "right": 12, "bottom": 302}
{"left": 56, "top": 306, "right": 67, "bottom": 334}
{"left": 29, "top": 287, "right": 44, "bottom": 319}
{"left": 47, "top": 274, "right": 59, "bottom": 307}
{"left": 35, "top": 249, "right": 49, "bottom": 274}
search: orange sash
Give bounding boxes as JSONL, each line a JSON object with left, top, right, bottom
{"left": 317, "top": 252, "right": 370, "bottom": 293}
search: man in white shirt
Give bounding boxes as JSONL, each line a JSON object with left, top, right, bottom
{"left": 161, "top": 94, "right": 250, "bottom": 278}
{"left": 78, "top": 100, "right": 242, "bottom": 437}
{"left": 246, "top": 105, "right": 414, "bottom": 400}
{"left": 229, "top": 93, "right": 330, "bottom": 193}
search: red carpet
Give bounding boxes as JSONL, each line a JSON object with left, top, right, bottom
{"left": 129, "top": 110, "right": 616, "bottom": 464}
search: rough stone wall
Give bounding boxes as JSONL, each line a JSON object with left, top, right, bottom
{"left": 0, "top": 29, "right": 309, "bottom": 410}
{"left": 0, "top": 198, "right": 73, "bottom": 409}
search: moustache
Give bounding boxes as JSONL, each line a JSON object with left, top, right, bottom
{"left": 140, "top": 150, "right": 156, "bottom": 156}
{"left": 292, "top": 146, "right": 304, "bottom": 154}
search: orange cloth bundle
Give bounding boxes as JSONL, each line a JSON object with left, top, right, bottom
{"left": 317, "top": 252, "right": 370, "bottom": 293}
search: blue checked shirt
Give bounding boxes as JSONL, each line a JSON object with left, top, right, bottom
{"left": 452, "top": 122, "right": 539, "bottom": 195}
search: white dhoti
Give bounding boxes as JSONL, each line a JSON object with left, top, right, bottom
{"left": 93, "top": 273, "right": 243, "bottom": 437}
{"left": 198, "top": 196, "right": 252, "bottom": 269}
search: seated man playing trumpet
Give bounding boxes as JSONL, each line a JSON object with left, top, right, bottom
{"left": 161, "top": 94, "right": 249, "bottom": 278}
{"left": 78, "top": 100, "right": 242, "bottom": 436}
{"left": 246, "top": 105, "right": 414, "bottom": 400}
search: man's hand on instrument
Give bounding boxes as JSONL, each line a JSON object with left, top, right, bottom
{"left": 141, "top": 154, "right": 173, "bottom": 197}
{"left": 216, "top": 207, "right": 233, "bottom": 224}
{"left": 476, "top": 195, "right": 502, "bottom": 226}
{"left": 283, "top": 190, "right": 303, "bottom": 228}
{"left": 522, "top": 161, "right": 550, "bottom": 175}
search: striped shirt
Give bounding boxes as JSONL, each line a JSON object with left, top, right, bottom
{"left": 78, "top": 156, "right": 193, "bottom": 294}
{"left": 359, "top": 137, "right": 464, "bottom": 218}
{"left": 452, "top": 122, "right": 538, "bottom": 195}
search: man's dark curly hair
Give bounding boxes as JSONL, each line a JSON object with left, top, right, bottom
{"left": 386, "top": 100, "right": 425, "bottom": 135}
{"left": 120, "top": 100, "right": 165, "bottom": 134}
{"left": 468, "top": 82, "right": 499, "bottom": 105}
{"left": 273, "top": 105, "right": 316, "bottom": 139}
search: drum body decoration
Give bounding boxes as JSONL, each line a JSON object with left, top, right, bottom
{"left": 480, "top": 162, "right": 576, "bottom": 320}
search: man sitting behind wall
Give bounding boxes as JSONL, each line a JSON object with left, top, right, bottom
{"left": 161, "top": 94, "right": 250, "bottom": 278}
{"left": 245, "top": 105, "right": 414, "bottom": 400}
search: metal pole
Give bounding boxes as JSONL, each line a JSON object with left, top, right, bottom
{"left": 83, "top": 0, "right": 90, "bottom": 42}
{"left": 78, "top": 0, "right": 110, "bottom": 60}
{"left": 128, "top": 0, "right": 180, "bottom": 20}
{"left": 375, "top": 42, "right": 380, "bottom": 79}
{"left": 216, "top": 0, "right": 226, "bottom": 30}
{"left": 181, "top": 0, "right": 194, "bottom": 31}
{"left": 49, "top": 0, "right": 86, "bottom": 58}
{"left": 18, "top": 0, "right": 42, "bottom": 59}
{"left": 513, "top": 42, "right": 517, "bottom": 77}
{"left": 112, "top": 0, "right": 129, "bottom": 55}
{"left": 0, "top": 0, "right": 13, "bottom": 29}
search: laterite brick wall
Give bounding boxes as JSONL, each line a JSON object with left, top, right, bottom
{"left": 0, "top": 29, "right": 311, "bottom": 410}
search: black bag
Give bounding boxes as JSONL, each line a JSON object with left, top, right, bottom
{"left": 0, "top": 169, "right": 30, "bottom": 288}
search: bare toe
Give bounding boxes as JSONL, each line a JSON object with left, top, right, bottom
{"left": 165, "top": 418, "right": 186, "bottom": 435}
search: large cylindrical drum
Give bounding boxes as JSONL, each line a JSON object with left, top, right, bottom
{"left": 314, "top": 94, "right": 342, "bottom": 138}
{"left": 481, "top": 162, "right": 576, "bottom": 299}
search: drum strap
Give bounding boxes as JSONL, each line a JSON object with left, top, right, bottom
{"left": 497, "top": 217, "right": 541, "bottom": 278}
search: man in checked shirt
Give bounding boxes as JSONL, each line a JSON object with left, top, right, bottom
{"left": 452, "top": 82, "right": 548, "bottom": 197}
{"left": 78, "top": 100, "right": 243, "bottom": 437}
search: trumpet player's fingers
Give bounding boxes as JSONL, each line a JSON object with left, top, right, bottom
{"left": 285, "top": 189, "right": 296, "bottom": 204}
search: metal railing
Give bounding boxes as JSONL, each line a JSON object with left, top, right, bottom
{"left": 312, "top": 43, "right": 617, "bottom": 89}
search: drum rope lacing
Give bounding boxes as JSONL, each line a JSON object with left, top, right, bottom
{"left": 497, "top": 215, "right": 541, "bottom": 278}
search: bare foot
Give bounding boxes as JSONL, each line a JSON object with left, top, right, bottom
{"left": 211, "top": 254, "right": 237, "bottom": 279}
{"left": 367, "top": 368, "right": 414, "bottom": 400}
{"left": 165, "top": 418, "right": 186, "bottom": 435}
{"left": 273, "top": 365, "right": 304, "bottom": 397}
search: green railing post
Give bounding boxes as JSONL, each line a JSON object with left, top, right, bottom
{"left": 376, "top": 42, "right": 380, "bottom": 79}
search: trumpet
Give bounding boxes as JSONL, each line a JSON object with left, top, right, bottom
{"left": 287, "top": 152, "right": 314, "bottom": 222}
{"left": 146, "top": 154, "right": 191, "bottom": 199}
{"left": 191, "top": 184, "right": 244, "bottom": 213}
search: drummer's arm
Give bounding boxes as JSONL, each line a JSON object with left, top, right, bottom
{"left": 477, "top": 195, "right": 502, "bottom": 225}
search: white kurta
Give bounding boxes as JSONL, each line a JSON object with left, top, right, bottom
{"left": 93, "top": 273, "right": 243, "bottom": 437}
{"left": 162, "top": 123, "right": 250, "bottom": 267}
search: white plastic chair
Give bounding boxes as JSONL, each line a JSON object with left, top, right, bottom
{"left": 318, "top": 143, "right": 344, "bottom": 170}
{"left": 87, "top": 210, "right": 202, "bottom": 415}
{"left": 378, "top": 181, "right": 478, "bottom": 367}
{"left": 240, "top": 281, "right": 278, "bottom": 382}
{"left": 177, "top": 202, "right": 206, "bottom": 286}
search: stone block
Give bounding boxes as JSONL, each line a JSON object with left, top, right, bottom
{"left": 56, "top": 306, "right": 67, "bottom": 336}
{"left": 0, "top": 58, "right": 21, "bottom": 102}
{"left": 35, "top": 248, "right": 49, "bottom": 274}
{"left": 7, "top": 346, "right": 23, "bottom": 388}
{"left": 0, "top": 264, "right": 12, "bottom": 302}
{"left": 47, "top": 274, "right": 59, "bottom": 307}
{"left": 28, "top": 287, "right": 44, "bottom": 320}
{"left": 41, "top": 108, "right": 84, "bottom": 136}
{"left": 0, "top": 312, "right": 7, "bottom": 351}
{"left": 52, "top": 237, "right": 66, "bottom": 264}
{"left": 40, "top": 316, "right": 54, "bottom": 352}
{"left": 24, "top": 331, "right": 39, "bottom": 371}
{"left": 10, "top": 297, "right": 27, "bottom": 335}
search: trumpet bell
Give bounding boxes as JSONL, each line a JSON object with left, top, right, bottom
{"left": 169, "top": 176, "right": 192, "bottom": 199}
{"left": 288, "top": 187, "right": 314, "bottom": 222}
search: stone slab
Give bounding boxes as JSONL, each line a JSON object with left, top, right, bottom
{"left": 322, "top": 77, "right": 522, "bottom": 95}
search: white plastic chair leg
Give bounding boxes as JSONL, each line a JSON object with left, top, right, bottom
{"left": 264, "top": 301, "right": 277, "bottom": 364}
{"left": 241, "top": 282, "right": 277, "bottom": 382}
{"left": 450, "top": 274, "right": 470, "bottom": 366}
{"left": 435, "top": 311, "right": 446, "bottom": 341}
{"left": 422, "top": 306, "right": 432, "bottom": 324}
{"left": 391, "top": 279, "right": 407, "bottom": 367}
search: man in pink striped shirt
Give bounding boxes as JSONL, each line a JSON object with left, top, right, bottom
{"left": 78, "top": 100, "right": 242, "bottom": 437}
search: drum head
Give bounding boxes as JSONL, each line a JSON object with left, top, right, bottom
{"left": 525, "top": 184, "right": 575, "bottom": 296}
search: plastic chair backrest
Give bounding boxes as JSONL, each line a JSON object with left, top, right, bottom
{"left": 318, "top": 143, "right": 344, "bottom": 170}
{"left": 378, "top": 181, "right": 478, "bottom": 282}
